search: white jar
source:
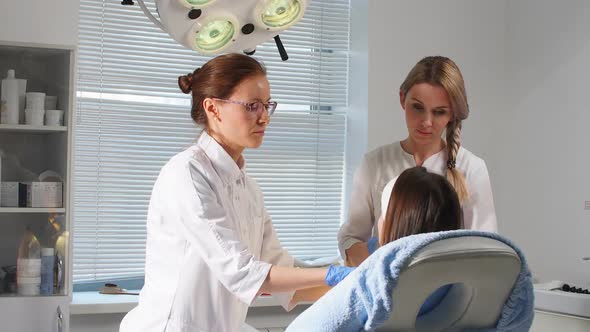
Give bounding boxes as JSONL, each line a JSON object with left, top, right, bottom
{"left": 16, "top": 258, "right": 42, "bottom": 277}
{"left": 25, "top": 92, "right": 46, "bottom": 111}
{"left": 45, "top": 109, "right": 64, "bottom": 126}
{"left": 17, "top": 258, "right": 41, "bottom": 296}
{"left": 25, "top": 108, "right": 45, "bottom": 126}
{"left": 17, "top": 276, "right": 41, "bottom": 296}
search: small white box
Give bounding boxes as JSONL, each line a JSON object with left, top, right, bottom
{"left": 0, "top": 181, "right": 19, "bottom": 207}
{"left": 26, "top": 182, "right": 63, "bottom": 208}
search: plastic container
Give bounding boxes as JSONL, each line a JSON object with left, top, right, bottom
{"left": 45, "top": 110, "right": 64, "bottom": 126}
{"left": 25, "top": 92, "right": 45, "bottom": 111}
{"left": 40, "top": 248, "right": 54, "bottom": 295}
{"left": 16, "top": 277, "right": 41, "bottom": 296}
{"left": 25, "top": 108, "right": 44, "bottom": 126}
{"left": 17, "top": 228, "right": 41, "bottom": 295}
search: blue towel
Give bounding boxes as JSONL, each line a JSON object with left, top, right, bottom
{"left": 286, "top": 230, "right": 534, "bottom": 332}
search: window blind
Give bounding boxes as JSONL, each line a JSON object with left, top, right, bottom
{"left": 74, "top": 0, "right": 350, "bottom": 283}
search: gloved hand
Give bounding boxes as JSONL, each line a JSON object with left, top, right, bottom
{"left": 325, "top": 265, "right": 355, "bottom": 286}
{"left": 367, "top": 236, "right": 379, "bottom": 254}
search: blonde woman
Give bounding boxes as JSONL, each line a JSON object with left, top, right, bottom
{"left": 338, "top": 56, "right": 497, "bottom": 266}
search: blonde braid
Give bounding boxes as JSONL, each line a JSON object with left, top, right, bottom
{"left": 445, "top": 120, "right": 469, "bottom": 202}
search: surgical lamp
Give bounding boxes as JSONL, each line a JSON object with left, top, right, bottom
{"left": 124, "top": 0, "right": 308, "bottom": 60}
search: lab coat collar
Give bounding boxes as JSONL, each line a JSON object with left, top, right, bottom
{"left": 197, "top": 131, "right": 246, "bottom": 183}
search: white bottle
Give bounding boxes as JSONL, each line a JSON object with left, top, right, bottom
{"left": 1, "top": 69, "right": 20, "bottom": 125}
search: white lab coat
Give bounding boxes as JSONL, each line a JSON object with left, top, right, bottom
{"left": 120, "top": 132, "right": 294, "bottom": 332}
{"left": 338, "top": 142, "right": 497, "bottom": 258}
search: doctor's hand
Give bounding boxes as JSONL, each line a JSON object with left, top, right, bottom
{"left": 367, "top": 236, "right": 379, "bottom": 254}
{"left": 325, "top": 265, "right": 355, "bottom": 286}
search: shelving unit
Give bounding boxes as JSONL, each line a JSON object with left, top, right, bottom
{"left": 0, "top": 40, "right": 75, "bottom": 331}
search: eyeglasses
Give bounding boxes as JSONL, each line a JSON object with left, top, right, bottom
{"left": 213, "top": 98, "right": 277, "bottom": 117}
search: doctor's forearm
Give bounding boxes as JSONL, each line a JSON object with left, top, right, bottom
{"left": 290, "top": 285, "right": 332, "bottom": 306}
{"left": 259, "top": 266, "right": 327, "bottom": 293}
{"left": 344, "top": 242, "right": 370, "bottom": 267}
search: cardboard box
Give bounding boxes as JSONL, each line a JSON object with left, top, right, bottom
{"left": 26, "top": 182, "right": 63, "bottom": 208}
{"left": 0, "top": 182, "right": 19, "bottom": 207}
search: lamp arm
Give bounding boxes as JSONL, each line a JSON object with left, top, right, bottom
{"left": 136, "top": 0, "right": 166, "bottom": 31}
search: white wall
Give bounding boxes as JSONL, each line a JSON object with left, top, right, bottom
{"left": 499, "top": 0, "right": 590, "bottom": 285}
{"left": 344, "top": 0, "right": 369, "bottom": 219}
{"left": 367, "top": 0, "right": 507, "bottom": 158}
{"left": 367, "top": 0, "right": 590, "bottom": 285}
{"left": 366, "top": 0, "right": 508, "bottom": 230}
{"left": 0, "top": 0, "right": 79, "bottom": 46}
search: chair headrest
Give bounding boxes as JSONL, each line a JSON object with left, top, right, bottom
{"left": 378, "top": 236, "right": 521, "bottom": 332}
{"left": 409, "top": 236, "right": 520, "bottom": 265}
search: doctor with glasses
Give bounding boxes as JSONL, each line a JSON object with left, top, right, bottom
{"left": 120, "top": 53, "right": 352, "bottom": 332}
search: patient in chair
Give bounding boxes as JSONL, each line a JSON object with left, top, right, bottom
{"left": 375, "top": 166, "right": 462, "bottom": 316}
{"left": 287, "top": 167, "right": 534, "bottom": 331}
{"left": 290, "top": 166, "right": 462, "bottom": 309}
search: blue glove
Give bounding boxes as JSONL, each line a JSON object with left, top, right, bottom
{"left": 367, "top": 236, "right": 379, "bottom": 254}
{"left": 325, "top": 265, "right": 355, "bottom": 286}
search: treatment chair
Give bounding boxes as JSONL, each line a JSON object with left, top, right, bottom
{"left": 377, "top": 236, "right": 521, "bottom": 331}
{"left": 286, "top": 231, "right": 534, "bottom": 332}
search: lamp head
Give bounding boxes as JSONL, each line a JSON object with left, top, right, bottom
{"left": 155, "top": 0, "right": 308, "bottom": 55}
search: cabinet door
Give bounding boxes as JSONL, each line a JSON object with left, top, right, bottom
{"left": 0, "top": 296, "right": 69, "bottom": 332}
{"left": 0, "top": 42, "right": 74, "bottom": 332}
{"left": 531, "top": 310, "right": 590, "bottom": 332}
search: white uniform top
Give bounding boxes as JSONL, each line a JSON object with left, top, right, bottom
{"left": 120, "top": 132, "right": 294, "bottom": 332}
{"left": 338, "top": 142, "right": 497, "bottom": 258}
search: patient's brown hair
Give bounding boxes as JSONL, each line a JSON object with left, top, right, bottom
{"left": 379, "top": 167, "right": 463, "bottom": 246}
